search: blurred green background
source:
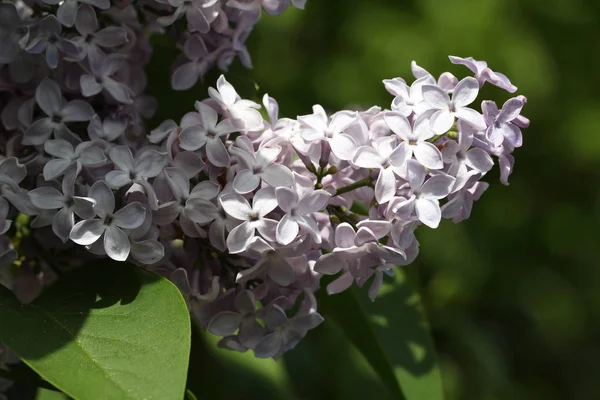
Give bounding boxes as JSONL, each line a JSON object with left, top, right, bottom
{"left": 153, "top": 0, "right": 600, "bottom": 399}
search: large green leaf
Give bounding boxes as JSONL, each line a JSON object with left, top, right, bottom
{"left": 0, "top": 262, "right": 190, "bottom": 400}
{"left": 318, "top": 269, "right": 444, "bottom": 400}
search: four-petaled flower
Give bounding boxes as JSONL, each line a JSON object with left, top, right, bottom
{"left": 70, "top": 180, "right": 146, "bottom": 261}
{"left": 220, "top": 187, "right": 278, "bottom": 254}
{"left": 422, "top": 77, "right": 485, "bottom": 134}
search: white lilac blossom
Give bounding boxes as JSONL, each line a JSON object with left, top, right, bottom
{"left": 69, "top": 181, "right": 146, "bottom": 261}
{"left": 422, "top": 76, "right": 486, "bottom": 134}
{"left": 0, "top": 28, "right": 527, "bottom": 363}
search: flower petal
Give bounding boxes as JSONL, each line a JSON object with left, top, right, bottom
{"left": 422, "top": 84, "right": 450, "bottom": 109}
{"left": 29, "top": 187, "right": 65, "bottom": 209}
{"left": 455, "top": 107, "right": 485, "bottom": 130}
{"left": 452, "top": 77, "right": 479, "bottom": 108}
{"left": 232, "top": 169, "right": 260, "bottom": 194}
{"left": 52, "top": 206, "right": 74, "bottom": 243}
{"left": 130, "top": 239, "right": 164, "bottom": 265}
{"left": 375, "top": 167, "right": 397, "bottom": 204}
{"left": 383, "top": 112, "right": 411, "bottom": 141}
{"left": 465, "top": 148, "right": 494, "bottom": 173}
{"left": 261, "top": 164, "right": 294, "bottom": 188}
{"left": 429, "top": 110, "right": 454, "bottom": 134}
{"left": 220, "top": 193, "right": 252, "bottom": 220}
{"left": 105, "top": 170, "right": 131, "bottom": 189}
{"left": 276, "top": 214, "right": 299, "bottom": 245}
{"left": 89, "top": 180, "right": 115, "bottom": 217}
{"left": 420, "top": 174, "right": 456, "bottom": 199}
{"left": 43, "top": 159, "right": 73, "bottom": 181}
{"left": 206, "top": 138, "right": 230, "bottom": 167}
{"left": 296, "top": 189, "right": 331, "bottom": 214}
{"left": 208, "top": 312, "right": 242, "bottom": 336}
{"left": 226, "top": 221, "right": 255, "bottom": 254}
{"left": 253, "top": 187, "right": 278, "bottom": 217}
{"left": 185, "top": 198, "right": 218, "bottom": 224}
{"left": 352, "top": 146, "right": 383, "bottom": 169}
{"left": 275, "top": 187, "right": 298, "bottom": 213}
{"left": 413, "top": 142, "right": 443, "bottom": 170}
{"left": 415, "top": 197, "right": 442, "bottom": 228}
{"left": 109, "top": 146, "right": 135, "bottom": 172}
{"left": 69, "top": 219, "right": 105, "bottom": 245}
{"left": 178, "top": 125, "right": 207, "bottom": 151}
{"left": 36, "top": 79, "right": 62, "bottom": 117}
{"left": 104, "top": 225, "right": 130, "bottom": 261}
{"left": 112, "top": 202, "right": 146, "bottom": 229}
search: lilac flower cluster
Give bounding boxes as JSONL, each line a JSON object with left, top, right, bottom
{"left": 0, "top": 42, "right": 528, "bottom": 357}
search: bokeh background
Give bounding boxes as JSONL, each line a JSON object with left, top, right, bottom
{"left": 154, "top": 1, "right": 600, "bottom": 399}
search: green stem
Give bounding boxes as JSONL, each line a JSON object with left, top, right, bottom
{"left": 334, "top": 177, "right": 373, "bottom": 196}
{"left": 0, "top": 368, "right": 60, "bottom": 392}
{"left": 428, "top": 129, "right": 458, "bottom": 143}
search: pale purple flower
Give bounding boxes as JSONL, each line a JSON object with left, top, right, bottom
{"left": 441, "top": 121, "right": 493, "bottom": 192}
{"left": 24, "top": 15, "right": 79, "bottom": 68}
{"left": 157, "top": 0, "right": 220, "bottom": 34}
{"left": 235, "top": 238, "right": 300, "bottom": 287}
{"left": 442, "top": 180, "right": 489, "bottom": 223}
{"left": 275, "top": 174, "right": 331, "bottom": 245}
{"left": 298, "top": 105, "right": 359, "bottom": 160}
{"left": 422, "top": 77, "right": 485, "bottom": 133}
{"left": 105, "top": 146, "right": 168, "bottom": 207}
{"left": 382, "top": 77, "right": 407, "bottom": 97}
{"left": 389, "top": 75, "right": 436, "bottom": 117}
{"left": 253, "top": 304, "right": 323, "bottom": 359}
{"left": 69, "top": 180, "right": 146, "bottom": 261}
{"left": 482, "top": 97, "right": 526, "bottom": 147}
{"left": 352, "top": 136, "right": 407, "bottom": 204}
{"left": 170, "top": 268, "right": 220, "bottom": 323}
{"left": 315, "top": 222, "right": 401, "bottom": 276}
{"left": 208, "top": 289, "right": 265, "bottom": 349}
{"left": 80, "top": 55, "right": 134, "bottom": 104}
{"left": 187, "top": 193, "right": 230, "bottom": 252}
{"left": 261, "top": 94, "right": 299, "bottom": 146}
{"left": 171, "top": 34, "right": 209, "bottom": 91}
{"left": 179, "top": 102, "right": 238, "bottom": 167}
{"left": 404, "top": 160, "right": 456, "bottom": 228}
{"left": 29, "top": 166, "right": 96, "bottom": 242}
{"left": 87, "top": 115, "right": 127, "bottom": 142}
{"left": 315, "top": 222, "right": 405, "bottom": 300}
{"left": 0, "top": 158, "right": 35, "bottom": 215}
{"left": 24, "top": 79, "right": 94, "bottom": 146}
{"left": 231, "top": 143, "right": 293, "bottom": 194}
{"left": 410, "top": 61, "right": 458, "bottom": 92}
{"left": 208, "top": 75, "right": 264, "bottom": 131}
{"left": 154, "top": 169, "right": 221, "bottom": 239}
{"left": 220, "top": 187, "right": 278, "bottom": 254}
{"left": 41, "top": 0, "right": 110, "bottom": 27}
{"left": 383, "top": 110, "right": 444, "bottom": 170}
{"left": 73, "top": 5, "right": 127, "bottom": 64}
{"left": 43, "top": 139, "right": 106, "bottom": 180}
{"left": 449, "top": 55, "right": 517, "bottom": 93}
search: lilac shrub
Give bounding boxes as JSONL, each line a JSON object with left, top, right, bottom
{"left": 0, "top": 0, "right": 528, "bottom": 360}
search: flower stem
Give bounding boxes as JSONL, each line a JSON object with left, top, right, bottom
{"left": 334, "top": 177, "right": 373, "bottom": 196}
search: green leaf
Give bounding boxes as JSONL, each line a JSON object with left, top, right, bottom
{"left": 318, "top": 269, "right": 444, "bottom": 400}
{"left": 36, "top": 388, "right": 70, "bottom": 400}
{"left": 0, "top": 262, "right": 191, "bottom": 400}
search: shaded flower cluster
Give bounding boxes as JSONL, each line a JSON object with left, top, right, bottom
{"left": 0, "top": 49, "right": 528, "bottom": 358}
